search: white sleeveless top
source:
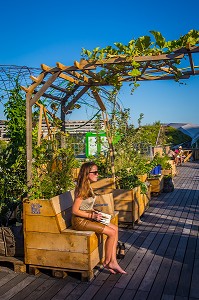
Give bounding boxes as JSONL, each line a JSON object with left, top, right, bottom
{"left": 79, "top": 196, "right": 96, "bottom": 211}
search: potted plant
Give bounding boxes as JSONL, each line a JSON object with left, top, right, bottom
{"left": 113, "top": 168, "right": 150, "bottom": 225}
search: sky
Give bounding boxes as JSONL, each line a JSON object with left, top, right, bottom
{"left": 0, "top": 0, "right": 199, "bottom": 127}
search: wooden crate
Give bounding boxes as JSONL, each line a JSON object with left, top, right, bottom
{"left": 23, "top": 191, "right": 118, "bottom": 281}
{"left": 0, "top": 256, "right": 26, "bottom": 273}
{"left": 137, "top": 174, "right": 147, "bottom": 182}
{"left": 162, "top": 169, "right": 172, "bottom": 176}
{"left": 147, "top": 175, "right": 164, "bottom": 193}
{"left": 162, "top": 160, "right": 177, "bottom": 177}
{"left": 91, "top": 177, "right": 116, "bottom": 194}
{"left": 113, "top": 186, "right": 150, "bottom": 224}
{"left": 153, "top": 146, "right": 163, "bottom": 157}
{"left": 71, "top": 168, "right": 80, "bottom": 180}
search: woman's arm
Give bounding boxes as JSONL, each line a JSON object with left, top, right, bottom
{"left": 72, "top": 196, "right": 101, "bottom": 221}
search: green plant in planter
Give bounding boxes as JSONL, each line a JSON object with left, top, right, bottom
{"left": 117, "top": 171, "right": 139, "bottom": 190}
{"left": 164, "top": 161, "right": 172, "bottom": 170}
{"left": 150, "top": 153, "right": 171, "bottom": 171}
{"left": 116, "top": 168, "right": 147, "bottom": 194}
{"left": 29, "top": 132, "right": 77, "bottom": 200}
{"left": 131, "top": 156, "right": 152, "bottom": 175}
{"left": 88, "top": 154, "right": 112, "bottom": 178}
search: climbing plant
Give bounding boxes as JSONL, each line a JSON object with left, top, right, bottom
{"left": 0, "top": 80, "right": 79, "bottom": 224}
{"left": 82, "top": 29, "right": 199, "bottom": 91}
{"left": 0, "top": 80, "right": 27, "bottom": 225}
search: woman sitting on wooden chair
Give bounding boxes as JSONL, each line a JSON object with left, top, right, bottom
{"left": 72, "top": 161, "right": 127, "bottom": 275}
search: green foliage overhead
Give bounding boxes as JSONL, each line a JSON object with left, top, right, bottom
{"left": 82, "top": 30, "right": 199, "bottom": 91}
{"left": 82, "top": 30, "right": 199, "bottom": 60}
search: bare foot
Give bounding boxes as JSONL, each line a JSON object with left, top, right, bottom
{"left": 103, "top": 264, "right": 116, "bottom": 274}
{"left": 107, "top": 263, "right": 127, "bottom": 274}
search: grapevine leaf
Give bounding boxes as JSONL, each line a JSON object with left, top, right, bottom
{"left": 150, "top": 31, "right": 166, "bottom": 49}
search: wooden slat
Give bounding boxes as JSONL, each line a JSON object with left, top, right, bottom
{"left": 25, "top": 215, "right": 60, "bottom": 233}
{"left": 41, "top": 63, "right": 81, "bottom": 85}
{"left": 25, "top": 231, "right": 91, "bottom": 253}
{"left": 25, "top": 247, "right": 100, "bottom": 270}
{"left": 57, "top": 62, "right": 90, "bottom": 83}
{"left": 21, "top": 72, "right": 46, "bottom": 95}
{"left": 77, "top": 53, "right": 185, "bottom": 69}
{"left": 62, "top": 86, "right": 90, "bottom": 113}
{"left": 29, "top": 72, "right": 60, "bottom": 106}
{"left": 0, "top": 276, "right": 36, "bottom": 300}
{"left": 33, "top": 90, "right": 62, "bottom": 101}
{"left": 91, "top": 90, "right": 106, "bottom": 111}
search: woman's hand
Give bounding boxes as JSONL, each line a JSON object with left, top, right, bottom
{"left": 92, "top": 211, "right": 102, "bottom": 221}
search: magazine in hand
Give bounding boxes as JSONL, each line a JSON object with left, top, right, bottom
{"left": 94, "top": 210, "right": 111, "bottom": 225}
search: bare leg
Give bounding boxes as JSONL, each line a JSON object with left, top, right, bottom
{"left": 102, "top": 224, "right": 127, "bottom": 274}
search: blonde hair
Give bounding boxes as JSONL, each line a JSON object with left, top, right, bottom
{"left": 75, "top": 162, "right": 97, "bottom": 199}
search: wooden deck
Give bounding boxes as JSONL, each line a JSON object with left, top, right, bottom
{"left": 0, "top": 161, "right": 199, "bottom": 300}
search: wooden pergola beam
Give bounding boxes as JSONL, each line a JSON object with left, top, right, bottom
{"left": 30, "top": 72, "right": 60, "bottom": 107}
{"left": 74, "top": 60, "right": 100, "bottom": 81}
{"left": 187, "top": 51, "right": 195, "bottom": 74}
{"left": 57, "top": 62, "right": 90, "bottom": 83}
{"left": 91, "top": 90, "right": 106, "bottom": 111}
{"left": 61, "top": 85, "right": 80, "bottom": 103}
{"left": 37, "top": 50, "right": 195, "bottom": 74}
{"left": 30, "top": 76, "right": 68, "bottom": 93}
{"left": 62, "top": 86, "right": 90, "bottom": 113}
{"left": 174, "top": 45, "right": 199, "bottom": 54}
{"left": 77, "top": 53, "right": 185, "bottom": 69}
{"left": 33, "top": 90, "right": 63, "bottom": 101}
{"left": 21, "top": 72, "right": 46, "bottom": 94}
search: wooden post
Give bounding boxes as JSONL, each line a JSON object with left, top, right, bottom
{"left": 102, "top": 111, "right": 116, "bottom": 183}
{"left": 61, "top": 100, "right": 66, "bottom": 148}
{"left": 25, "top": 71, "right": 60, "bottom": 188}
{"left": 37, "top": 103, "right": 43, "bottom": 145}
{"left": 26, "top": 93, "right": 33, "bottom": 187}
{"left": 91, "top": 90, "right": 116, "bottom": 183}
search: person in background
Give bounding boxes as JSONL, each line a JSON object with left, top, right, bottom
{"left": 72, "top": 161, "right": 127, "bottom": 275}
{"left": 174, "top": 148, "right": 179, "bottom": 164}
{"left": 177, "top": 146, "right": 184, "bottom": 165}
{"left": 168, "top": 149, "right": 176, "bottom": 160}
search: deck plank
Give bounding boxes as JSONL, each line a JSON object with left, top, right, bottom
{"left": 0, "top": 276, "right": 36, "bottom": 300}
{"left": 10, "top": 277, "right": 47, "bottom": 300}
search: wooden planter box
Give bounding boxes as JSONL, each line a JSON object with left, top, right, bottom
{"left": 137, "top": 174, "right": 147, "bottom": 182}
{"left": 170, "top": 160, "right": 177, "bottom": 176}
{"left": 162, "top": 169, "right": 172, "bottom": 176}
{"left": 141, "top": 186, "right": 151, "bottom": 210}
{"left": 91, "top": 178, "right": 115, "bottom": 194}
{"left": 113, "top": 186, "right": 150, "bottom": 224}
{"left": 23, "top": 191, "right": 118, "bottom": 281}
{"left": 147, "top": 175, "right": 164, "bottom": 193}
{"left": 71, "top": 167, "right": 80, "bottom": 180}
{"left": 162, "top": 160, "right": 177, "bottom": 177}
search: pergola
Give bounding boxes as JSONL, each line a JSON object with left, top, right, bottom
{"left": 21, "top": 45, "right": 199, "bottom": 186}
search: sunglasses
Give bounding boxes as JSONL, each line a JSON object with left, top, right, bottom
{"left": 89, "top": 171, "right": 99, "bottom": 175}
